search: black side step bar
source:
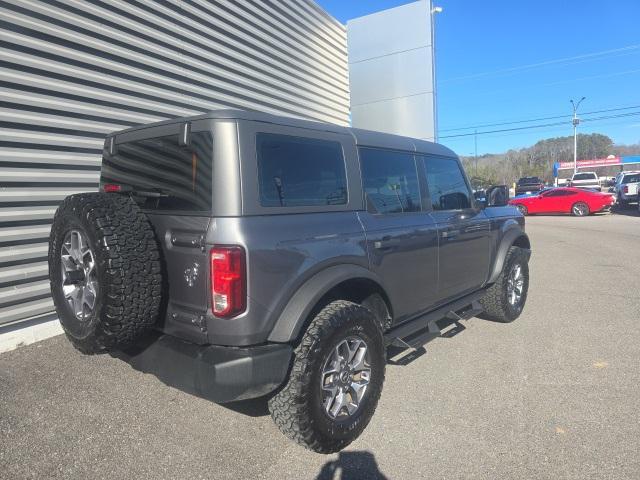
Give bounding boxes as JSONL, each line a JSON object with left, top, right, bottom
{"left": 384, "top": 290, "right": 486, "bottom": 349}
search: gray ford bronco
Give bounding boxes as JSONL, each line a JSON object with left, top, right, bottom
{"left": 48, "top": 110, "right": 531, "bottom": 453}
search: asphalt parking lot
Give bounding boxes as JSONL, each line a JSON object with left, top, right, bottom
{"left": 1, "top": 213, "right": 639, "bottom": 480}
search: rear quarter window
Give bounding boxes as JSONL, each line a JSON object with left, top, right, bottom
{"left": 257, "top": 133, "right": 347, "bottom": 207}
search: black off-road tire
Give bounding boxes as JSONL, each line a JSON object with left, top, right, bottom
{"left": 479, "top": 246, "right": 529, "bottom": 323}
{"left": 48, "top": 192, "right": 162, "bottom": 354}
{"left": 268, "top": 300, "right": 386, "bottom": 454}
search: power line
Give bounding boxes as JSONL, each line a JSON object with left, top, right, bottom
{"left": 439, "top": 111, "right": 640, "bottom": 139}
{"left": 444, "top": 116, "right": 640, "bottom": 144}
{"left": 438, "top": 103, "right": 640, "bottom": 133}
{"left": 440, "top": 44, "right": 640, "bottom": 84}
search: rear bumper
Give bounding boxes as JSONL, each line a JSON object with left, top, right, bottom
{"left": 115, "top": 334, "right": 292, "bottom": 403}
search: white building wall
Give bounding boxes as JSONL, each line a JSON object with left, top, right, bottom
{"left": 347, "top": 0, "right": 435, "bottom": 141}
{"left": 0, "top": 0, "right": 348, "bottom": 327}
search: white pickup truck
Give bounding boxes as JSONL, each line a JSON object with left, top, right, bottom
{"left": 614, "top": 171, "right": 640, "bottom": 207}
{"left": 568, "top": 171, "right": 601, "bottom": 191}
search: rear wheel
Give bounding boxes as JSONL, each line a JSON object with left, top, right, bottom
{"left": 479, "top": 246, "right": 529, "bottom": 323}
{"left": 515, "top": 204, "right": 528, "bottom": 216}
{"left": 571, "top": 202, "right": 590, "bottom": 216}
{"left": 268, "top": 300, "right": 385, "bottom": 453}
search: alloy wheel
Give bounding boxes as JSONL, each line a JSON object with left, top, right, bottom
{"left": 572, "top": 203, "right": 589, "bottom": 216}
{"left": 320, "top": 336, "right": 371, "bottom": 419}
{"left": 507, "top": 263, "right": 524, "bottom": 307}
{"left": 60, "top": 230, "right": 98, "bottom": 320}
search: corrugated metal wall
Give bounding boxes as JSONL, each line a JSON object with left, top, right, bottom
{"left": 0, "top": 0, "right": 349, "bottom": 326}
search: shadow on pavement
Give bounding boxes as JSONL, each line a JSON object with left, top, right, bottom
{"left": 316, "top": 451, "right": 388, "bottom": 480}
{"left": 221, "top": 396, "right": 270, "bottom": 417}
{"left": 610, "top": 206, "right": 640, "bottom": 217}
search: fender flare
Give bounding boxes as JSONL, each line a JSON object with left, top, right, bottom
{"left": 487, "top": 227, "right": 531, "bottom": 284}
{"left": 267, "top": 264, "right": 385, "bottom": 343}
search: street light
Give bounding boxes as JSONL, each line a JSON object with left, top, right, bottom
{"left": 430, "top": 2, "right": 443, "bottom": 141}
{"left": 570, "top": 97, "right": 586, "bottom": 175}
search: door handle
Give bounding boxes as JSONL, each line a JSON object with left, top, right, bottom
{"left": 374, "top": 237, "right": 401, "bottom": 249}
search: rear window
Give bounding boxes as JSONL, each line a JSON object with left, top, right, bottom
{"left": 518, "top": 177, "right": 541, "bottom": 185}
{"left": 572, "top": 173, "right": 597, "bottom": 181}
{"left": 622, "top": 174, "right": 640, "bottom": 183}
{"left": 257, "top": 133, "right": 347, "bottom": 207}
{"left": 101, "top": 132, "right": 213, "bottom": 212}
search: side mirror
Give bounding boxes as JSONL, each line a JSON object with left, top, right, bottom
{"left": 485, "top": 185, "right": 509, "bottom": 207}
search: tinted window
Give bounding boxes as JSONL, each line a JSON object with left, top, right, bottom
{"left": 422, "top": 156, "right": 472, "bottom": 210}
{"left": 359, "top": 148, "right": 421, "bottom": 214}
{"left": 622, "top": 174, "right": 640, "bottom": 183}
{"left": 544, "top": 189, "right": 576, "bottom": 197}
{"left": 257, "top": 134, "right": 347, "bottom": 207}
{"left": 101, "top": 132, "right": 213, "bottom": 212}
{"left": 572, "top": 173, "right": 597, "bottom": 180}
{"left": 518, "top": 177, "right": 541, "bottom": 185}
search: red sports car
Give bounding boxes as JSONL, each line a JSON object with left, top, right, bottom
{"left": 509, "top": 187, "right": 615, "bottom": 216}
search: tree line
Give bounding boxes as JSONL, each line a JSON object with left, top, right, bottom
{"left": 460, "top": 133, "right": 640, "bottom": 188}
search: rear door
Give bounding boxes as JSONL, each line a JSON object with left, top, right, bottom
{"left": 101, "top": 124, "right": 214, "bottom": 343}
{"left": 357, "top": 147, "right": 439, "bottom": 323}
{"left": 420, "top": 155, "right": 491, "bottom": 300}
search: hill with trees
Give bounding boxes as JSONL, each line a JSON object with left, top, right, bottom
{"left": 460, "top": 133, "right": 640, "bottom": 187}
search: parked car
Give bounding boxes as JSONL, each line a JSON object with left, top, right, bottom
{"left": 613, "top": 171, "right": 640, "bottom": 207}
{"left": 567, "top": 171, "right": 601, "bottom": 191}
{"left": 513, "top": 187, "right": 552, "bottom": 199}
{"left": 509, "top": 187, "right": 615, "bottom": 216}
{"left": 515, "top": 176, "right": 545, "bottom": 196}
{"left": 48, "top": 109, "right": 531, "bottom": 453}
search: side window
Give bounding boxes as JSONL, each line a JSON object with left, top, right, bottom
{"left": 421, "top": 156, "right": 472, "bottom": 210}
{"left": 257, "top": 133, "right": 347, "bottom": 207}
{"left": 547, "top": 190, "right": 577, "bottom": 197}
{"left": 544, "top": 190, "right": 564, "bottom": 197}
{"left": 359, "top": 148, "right": 421, "bottom": 214}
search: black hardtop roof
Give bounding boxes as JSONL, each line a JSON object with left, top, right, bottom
{"left": 111, "top": 109, "right": 456, "bottom": 158}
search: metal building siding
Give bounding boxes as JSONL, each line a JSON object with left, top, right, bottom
{"left": 0, "top": 0, "right": 348, "bottom": 326}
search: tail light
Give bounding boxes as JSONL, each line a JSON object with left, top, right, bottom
{"left": 103, "top": 183, "right": 122, "bottom": 193}
{"left": 210, "top": 246, "right": 246, "bottom": 318}
{"left": 623, "top": 185, "right": 628, "bottom": 193}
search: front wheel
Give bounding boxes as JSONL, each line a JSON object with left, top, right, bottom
{"left": 479, "top": 246, "right": 529, "bottom": 323}
{"left": 268, "top": 301, "right": 386, "bottom": 453}
{"left": 571, "top": 202, "right": 590, "bottom": 216}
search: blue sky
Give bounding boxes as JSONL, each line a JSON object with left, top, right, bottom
{"left": 317, "top": 0, "right": 640, "bottom": 155}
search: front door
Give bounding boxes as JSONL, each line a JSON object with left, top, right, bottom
{"left": 419, "top": 155, "right": 491, "bottom": 300}
{"left": 357, "top": 148, "right": 439, "bottom": 324}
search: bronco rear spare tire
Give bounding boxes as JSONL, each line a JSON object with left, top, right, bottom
{"left": 48, "top": 192, "right": 162, "bottom": 354}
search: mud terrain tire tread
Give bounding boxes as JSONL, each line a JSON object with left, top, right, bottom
{"left": 268, "top": 300, "right": 385, "bottom": 454}
{"left": 479, "top": 246, "right": 529, "bottom": 323}
{"left": 48, "top": 192, "right": 162, "bottom": 354}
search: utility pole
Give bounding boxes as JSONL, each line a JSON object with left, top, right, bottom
{"left": 570, "top": 97, "right": 586, "bottom": 175}
{"left": 474, "top": 129, "right": 478, "bottom": 176}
